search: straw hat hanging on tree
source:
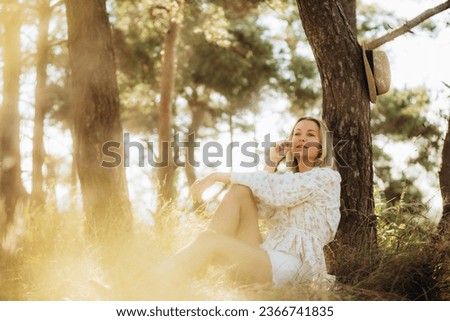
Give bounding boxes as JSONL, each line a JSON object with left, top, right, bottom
{"left": 361, "top": 42, "right": 391, "bottom": 104}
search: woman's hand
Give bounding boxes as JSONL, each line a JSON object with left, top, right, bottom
{"left": 276, "top": 140, "right": 293, "bottom": 157}
{"left": 190, "top": 172, "right": 231, "bottom": 202}
{"left": 264, "top": 139, "right": 292, "bottom": 172}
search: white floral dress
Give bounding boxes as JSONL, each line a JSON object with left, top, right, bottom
{"left": 230, "top": 167, "right": 341, "bottom": 286}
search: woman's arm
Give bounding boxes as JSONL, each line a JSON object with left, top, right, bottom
{"left": 190, "top": 172, "right": 230, "bottom": 202}
{"left": 231, "top": 167, "right": 341, "bottom": 208}
{"left": 210, "top": 172, "right": 231, "bottom": 184}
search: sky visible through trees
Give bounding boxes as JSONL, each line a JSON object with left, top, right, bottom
{"left": 2, "top": 0, "right": 449, "bottom": 222}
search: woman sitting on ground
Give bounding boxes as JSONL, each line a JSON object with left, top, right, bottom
{"left": 156, "top": 116, "right": 341, "bottom": 288}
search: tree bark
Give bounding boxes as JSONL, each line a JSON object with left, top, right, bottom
{"left": 184, "top": 95, "right": 207, "bottom": 187}
{"left": 337, "top": 0, "right": 356, "bottom": 34}
{"left": 438, "top": 116, "right": 450, "bottom": 234}
{"left": 296, "top": 0, "right": 378, "bottom": 281}
{"left": 69, "top": 125, "right": 78, "bottom": 208}
{"left": 157, "top": 19, "right": 180, "bottom": 209}
{"left": 65, "top": 0, "right": 132, "bottom": 243}
{"left": 0, "top": 1, "right": 26, "bottom": 236}
{"left": 185, "top": 98, "right": 207, "bottom": 211}
{"left": 31, "top": 0, "right": 52, "bottom": 208}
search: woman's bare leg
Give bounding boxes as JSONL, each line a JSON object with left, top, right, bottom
{"left": 159, "top": 230, "right": 272, "bottom": 284}
{"left": 208, "top": 184, "right": 262, "bottom": 246}
{"left": 153, "top": 184, "right": 269, "bottom": 291}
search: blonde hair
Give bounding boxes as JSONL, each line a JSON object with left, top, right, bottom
{"left": 283, "top": 116, "right": 336, "bottom": 172}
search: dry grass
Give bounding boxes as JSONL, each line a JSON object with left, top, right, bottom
{"left": 0, "top": 197, "right": 449, "bottom": 301}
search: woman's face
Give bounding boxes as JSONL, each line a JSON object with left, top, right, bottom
{"left": 291, "top": 119, "right": 321, "bottom": 165}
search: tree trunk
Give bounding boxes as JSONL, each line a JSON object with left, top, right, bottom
{"left": 185, "top": 99, "right": 207, "bottom": 211}
{"left": 157, "top": 20, "right": 180, "bottom": 210}
{"left": 64, "top": 69, "right": 78, "bottom": 209}
{"left": 438, "top": 116, "right": 450, "bottom": 234}
{"left": 0, "top": 1, "right": 26, "bottom": 236}
{"left": 296, "top": 0, "right": 378, "bottom": 282}
{"left": 65, "top": 0, "right": 132, "bottom": 243}
{"left": 31, "top": 0, "right": 52, "bottom": 208}
{"left": 185, "top": 97, "right": 207, "bottom": 187}
{"left": 337, "top": 0, "right": 357, "bottom": 34}
{"left": 69, "top": 124, "right": 78, "bottom": 209}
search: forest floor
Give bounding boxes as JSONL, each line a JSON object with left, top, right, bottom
{"left": 0, "top": 203, "right": 449, "bottom": 301}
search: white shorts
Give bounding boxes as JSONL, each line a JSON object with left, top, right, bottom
{"left": 263, "top": 248, "right": 301, "bottom": 286}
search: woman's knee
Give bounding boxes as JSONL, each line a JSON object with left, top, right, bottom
{"left": 195, "top": 230, "right": 233, "bottom": 258}
{"left": 229, "top": 184, "right": 253, "bottom": 199}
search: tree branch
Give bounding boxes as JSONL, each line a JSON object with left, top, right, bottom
{"left": 50, "top": 0, "right": 64, "bottom": 11}
{"left": 366, "top": 0, "right": 450, "bottom": 49}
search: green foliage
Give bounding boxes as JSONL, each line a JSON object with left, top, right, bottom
{"left": 373, "top": 88, "right": 436, "bottom": 141}
{"left": 357, "top": 2, "right": 401, "bottom": 39}
{"left": 182, "top": 17, "right": 278, "bottom": 106}
{"left": 375, "top": 186, "right": 432, "bottom": 250}
{"left": 206, "top": 0, "right": 264, "bottom": 19}
{"left": 111, "top": 0, "right": 285, "bottom": 135}
{"left": 383, "top": 176, "right": 424, "bottom": 205}
{"left": 372, "top": 87, "right": 442, "bottom": 203}
{"left": 258, "top": 0, "right": 320, "bottom": 113}
{"left": 111, "top": 0, "right": 320, "bottom": 137}
{"left": 329, "top": 188, "right": 449, "bottom": 300}
{"left": 112, "top": 3, "right": 165, "bottom": 86}
{"left": 277, "top": 54, "right": 319, "bottom": 111}
{"left": 354, "top": 188, "right": 448, "bottom": 300}
{"left": 111, "top": 1, "right": 168, "bottom": 133}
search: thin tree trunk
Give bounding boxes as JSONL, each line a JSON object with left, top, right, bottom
{"left": 184, "top": 155, "right": 197, "bottom": 188}
{"left": 184, "top": 97, "right": 207, "bottom": 187}
{"left": 65, "top": 0, "right": 132, "bottom": 243}
{"left": 296, "top": 0, "right": 378, "bottom": 282}
{"left": 32, "top": 0, "right": 52, "bottom": 208}
{"left": 69, "top": 124, "right": 78, "bottom": 209}
{"left": 228, "top": 111, "right": 234, "bottom": 171}
{"left": 185, "top": 100, "right": 207, "bottom": 211}
{"left": 63, "top": 68, "right": 78, "bottom": 209}
{"left": 157, "top": 19, "right": 180, "bottom": 209}
{"left": 0, "top": 1, "right": 26, "bottom": 235}
{"left": 438, "top": 116, "right": 450, "bottom": 234}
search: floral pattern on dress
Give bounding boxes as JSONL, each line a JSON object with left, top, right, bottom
{"left": 230, "top": 167, "right": 341, "bottom": 285}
